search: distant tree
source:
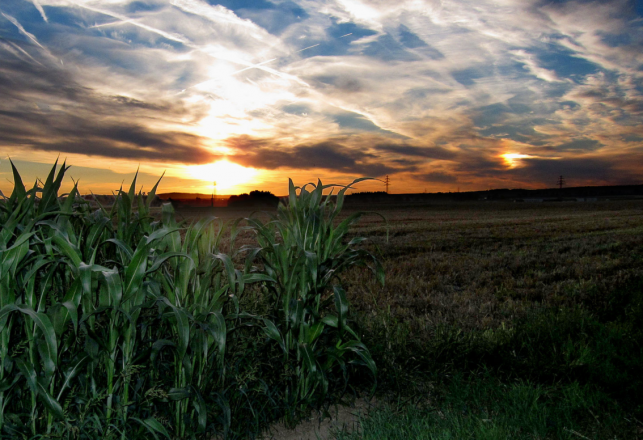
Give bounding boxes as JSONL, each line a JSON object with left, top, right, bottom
{"left": 228, "top": 190, "right": 279, "bottom": 208}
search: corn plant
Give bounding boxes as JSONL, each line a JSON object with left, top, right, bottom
{"left": 0, "top": 162, "right": 383, "bottom": 439}
{"left": 245, "top": 178, "right": 385, "bottom": 424}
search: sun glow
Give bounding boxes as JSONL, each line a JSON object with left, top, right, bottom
{"left": 187, "top": 160, "right": 258, "bottom": 192}
{"left": 502, "top": 153, "right": 532, "bottom": 168}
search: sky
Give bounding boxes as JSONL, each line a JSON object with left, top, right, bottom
{"left": 0, "top": 0, "right": 642, "bottom": 195}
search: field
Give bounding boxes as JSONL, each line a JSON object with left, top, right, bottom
{"left": 337, "top": 201, "right": 643, "bottom": 439}
{"left": 179, "top": 200, "right": 643, "bottom": 439}
{"left": 1, "top": 162, "right": 642, "bottom": 440}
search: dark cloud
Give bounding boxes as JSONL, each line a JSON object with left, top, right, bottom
{"left": 453, "top": 150, "right": 507, "bottom": 178}
{"left": 555, "top": 139, "right": 603, "bottom": 151}
{"left": 282, "top": 103, "right": 313, "bottom": 116}
{"left": 514, "top": 156, "right": 640, "bottom": 185}
{"left": 622, "top": 134, "right": 643, "bottom": 142}
{"left": 226, "top": 136, "right": 402, "bottom": 176}
{"left": 312, "top": 75, "right": 364, "bottom": 93}
{"left": 32, "top": 137, "right": 218, "bottom": 164}
{"left": 374, "top": 144, "right": 457, "bottom": 160}
{"left": 0, "top": 41, "right": 213, "bottom": 164}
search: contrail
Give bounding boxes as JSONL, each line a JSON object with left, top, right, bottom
{"left": 1, "top": 12, "right": 46, "bottom": 50}
{"left": 89, "top": 20, "right": 136, "bottom": 29}
{"left": 74, "top": 3, "right": 190, "bottom": 44}
{"left": 294, "top": 44, "right": 320, "bottom": 53}
{"left": 1, "top": 40, "right": 44, "bottom": 65}
{"left": 31, "top": 0, "right": 48, "bottom": 23}
{"left": 71, "top": 2, "right": 310, "bottom": 87}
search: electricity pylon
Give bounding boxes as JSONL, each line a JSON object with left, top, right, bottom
{"left": 384, "top": 175, "right": 390, "bottom": 194}
{"left": 557, "top": 175, "right": 565, "bottom": 190}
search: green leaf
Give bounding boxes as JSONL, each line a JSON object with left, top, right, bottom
{"left": 15, "top": 357, "right": 38, "bottom": 395}
{"left": 158, "top": 297, "right": 190, "bottom": 361}
{"left": 9, "top": 159, "right": 26, "bottom": 202}
{"left": 150, "top": 339, "right": 176, "bottom": 364}
{"left": 333, "top": 285, "right": 349, "bottom": 336}
{"left": 208, "top": 311, "right": 227, "bottom": 366}
{"left": 262, "top": 318, "right": 286, "bottom": 353}
{"left": 242, "top": 273, "right": 275, "bottom": 284}
{"left": 168, "top": 387, "right": 191, "bottom": 401}
{"left": 37, "top": 380, "right": 64, "bottom": 420}
{"left": 56, "top": 354, "right": 90, "bottom": 401}
{"left": 101, "top": 268, "right": 123, "bottom": 307}
{"left": 193, "top": 387, "right": 207, "bottom": 433}
{"left": 299, "top": 342, "right": 318, "bottom": 374}
{"left": 0, "top": 305, "right": 58, "bottom": 378}
{"left": 146, "top": 172, "right": 165, "bottom": 210}
{"left": 147, "top": 251, "right": 188, "bottom": 274}
{"left": 340, "top": 340, "right": 377, "bottom": 377}
{"left": 132, "top": 417, "right": 171, "bottom": 439}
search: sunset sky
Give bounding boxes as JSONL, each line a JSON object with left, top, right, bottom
{"left": 1, "top": 0, "right": 642, "bottom": 195}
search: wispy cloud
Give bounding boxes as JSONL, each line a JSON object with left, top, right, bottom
{"left": 0, "top": 0, "right": 641, "bottom": 193}
{"left": 1, "top": 11, "right": 46, "bottom": 49}
{"left": 31, "top": 0, "right": 49, "bottom": 23}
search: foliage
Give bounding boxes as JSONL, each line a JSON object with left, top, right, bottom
{"left": 243, "top": 179, "right": 384, "bottom": 425}
{"left": 335, "top": 371, "right": 634, "bottom": 440}
{"left": 0, "top": 162, "right": 381, "bottom": 439}
{"left": 227, "top": 190, "right": 279, "bottom": 209}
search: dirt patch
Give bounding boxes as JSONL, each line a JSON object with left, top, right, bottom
{"left": 259, "top": 398, "right": 377, "bottom": 440}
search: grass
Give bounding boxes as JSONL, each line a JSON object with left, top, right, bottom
{"left": 335, "top": 371, "right": 635, "bottom": 440}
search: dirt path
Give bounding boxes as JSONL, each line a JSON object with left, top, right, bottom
{"left": 259, "top": 398, "right": 376, "bottom": 440}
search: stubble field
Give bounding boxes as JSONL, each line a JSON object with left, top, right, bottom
{"left": 338, "top": 200, "right": 643, "bottom": 439}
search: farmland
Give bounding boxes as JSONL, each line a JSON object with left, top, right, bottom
{"left": 338, "top": 201, "right": 643, "bottom": 439}
{"left": 1, "top": 161, "right": 642, "bottom": 439}
{"left": 184, "top": 199, "right": 643, "bottom": 439}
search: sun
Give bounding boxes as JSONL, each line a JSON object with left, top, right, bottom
{"left": 501, "top": 153, "right": 532, "bottom": 168}
{"left": 187, "top": 160, "right": 258, "bottom": 192}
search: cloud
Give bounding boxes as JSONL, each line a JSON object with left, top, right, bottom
{"left": 31, "top": 0, "right": 49, "bottom": 22}
{"left": 374, "top": 143, "right": 457, "bottom": 160}
{"left": 555, "top": 138, "right": 603, "bottom": 151}
{"left": 1, "top": 12, "right": 46, "bottom": 50}
{"left": 1, "top": 0, "right": 642, "bottom": 194}
{"left": 415, "top": 171, "right": 458, "bottom": 184}
{"left": 226, "top": 135, "right": 404, "bottom": 176}
{"left": 512, "top": 156, "right": 641, "bottom": 186}
{"left": 0, "top": 41, "right": 213, "bottom": 165}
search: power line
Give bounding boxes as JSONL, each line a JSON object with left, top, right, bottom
{"left": 557, "top": 175, "right": 565, "bottom": 190}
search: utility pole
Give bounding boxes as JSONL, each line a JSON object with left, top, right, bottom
{"left": 384, "top": 175, "right": 390, "bottom": 194}
{"left": 557, "top": 175, "right": 565, "bottom": 190}
{"left": 211, "top": 181, "right": 216, "bottom": 207}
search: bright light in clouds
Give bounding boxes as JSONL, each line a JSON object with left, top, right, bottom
{"left": 502, "top": 153, "right": 533, "bottom": 168}
{"left": 187, "top": 160, "right": 258, "bottom": 192}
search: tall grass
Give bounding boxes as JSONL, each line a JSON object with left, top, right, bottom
{"left": 0, "top": 162, "right": 382, "bottom": 439}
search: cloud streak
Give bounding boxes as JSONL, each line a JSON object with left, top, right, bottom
{"left": 0, "top": 0, "right": 641, "bottom": 193}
